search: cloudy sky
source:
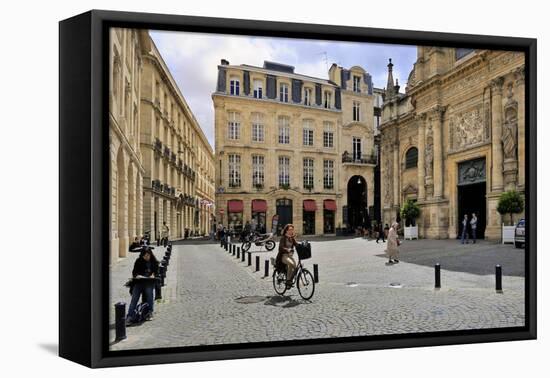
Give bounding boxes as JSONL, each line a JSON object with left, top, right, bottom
{"left": 150, "top": 30, "right": 417, "bottom": 148}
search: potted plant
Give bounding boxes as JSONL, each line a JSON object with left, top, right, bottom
{"left": 400, "top": 199, "right": 420, "bottom": 240}
{"left": 497, "top": 190, "right": 524, "bottom": 243}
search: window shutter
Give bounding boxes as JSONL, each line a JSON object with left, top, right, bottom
{"left": 266, "top": 75, "right": 277, "bottom": 99}
{"left": 335, "top": 88, "right": 341, "bottom": 110}
{"left": 216, "top": 67, "right": 227, "bottom": 92}
{"left": 243, "top": 71, "right": 250, "bottom": 96}
{"left": 315, "top": 83, "right": 322, "bottom": 106}
{"left": 292, "top": 79, "right": 303, "bottom": 103}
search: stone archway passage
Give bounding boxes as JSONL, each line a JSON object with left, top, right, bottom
{"left": 347, "top": 175, "right": 367, "bottom": 231}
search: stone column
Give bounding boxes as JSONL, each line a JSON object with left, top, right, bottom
{"left": 433, "top": 106, "right": 445, "bottom": 199}
{"left": 515, "top": 67, "right": 525, "bottom": 189}
{"left": 393, "top": 142, "right": 399, "bottom": 208}
{"left": 417, "top": 114, "right": 426, "bottom": 201}
{"left": 491, "top": 77, "right": 505, "bottom": 192}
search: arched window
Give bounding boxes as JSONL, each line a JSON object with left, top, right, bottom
{"left": 405, "top": 147, "right": 418, "bottom": 169}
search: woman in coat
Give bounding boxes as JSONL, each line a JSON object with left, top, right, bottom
{"left": 386, "top": 222, "right": 400, "bottom": 264}
{"left": 276, "top": 224, "right": 298, "bottom": 288}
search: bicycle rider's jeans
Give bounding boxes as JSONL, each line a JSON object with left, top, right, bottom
{"left": 281, "top": 254, "right": 297, "bottom": 282}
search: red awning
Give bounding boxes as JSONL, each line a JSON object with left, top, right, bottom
{"left": 252, "top": 199, "right": 267, "bottom": 213}
{"left": 227, "top": 200, "right": 243, "bottom": 213}
{"left": 303, "top": 200, "right": 317, "bottom": 212}
{"left": 324, "top": 199, "right": 337, "bottom": 211}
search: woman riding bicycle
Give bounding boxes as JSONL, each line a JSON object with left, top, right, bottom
{"left": 276, "top": 224, "right": 298, "bottom": 289}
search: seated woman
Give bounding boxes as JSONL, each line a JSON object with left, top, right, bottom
{"left": 128, "top": 237, "right": 142, "bottom": 252}
{"left": 276, "top": 224, "right": 298, "bottom": 289}
{"left": 127, "top": 248, "right": 159, "bottom": 323}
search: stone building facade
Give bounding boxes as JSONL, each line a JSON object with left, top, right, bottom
{"left": 380, "top": 48, "right": 525, "bottom": 240}
{"left": 138, "top": 31, "right": 215, "bottom": 243}
{"left": 109, "top": 28, "right": 145, "bottom": 265}
{"left": 213, "top": 60, "right": 377, "bottom": 236}
{"left": 109, "top": 29, "right": 215, "bottom": 264}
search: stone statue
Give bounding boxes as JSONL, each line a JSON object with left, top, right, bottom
{"left": 502, "top": 107, "right": 518, "bottom": 160}
{"left": 425, "top": 139, "right": 433, "bottom": 177}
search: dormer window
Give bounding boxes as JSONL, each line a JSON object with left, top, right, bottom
{"left": 253, "top": 79, "right": 263, "bottom": 99}
{"left": 304, "top": 88, "right": 312, "bottom": 106}
{"left": 280, "top": 83, "right": 289, "bottom": 103}
{"left": 353, "top": 76, "right": 361, "bottom": 93}
{"left": 230, "top": 77, "right": 240, "bottom": 96}
{"left": 324, "top": 91, "right": 332, "bottom": 109}
{"left": 455, "top": 48, "right": 475, "bottom": 61}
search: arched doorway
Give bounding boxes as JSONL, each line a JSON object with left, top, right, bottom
{"left": 347, "top": 175, "right": 367, "bottom": 231}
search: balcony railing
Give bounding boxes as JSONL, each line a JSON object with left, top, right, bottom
{"left": 342, "top": 152, "right": 377, "bottom": 165}
{"left": 154, "top": 138, "right": 162, "bottom": 153}
{"left": 163, "top": 146, "right": 170, "bottom": 158}
{"left": 170, "top": 152, "right": 177, "bottom": 164}
{"left": 152, "top": 179, "right": 161, "bottom": 191}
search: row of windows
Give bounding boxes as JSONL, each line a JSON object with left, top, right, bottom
{"left": 229, "top": 78, "right": 335, "bottom": 109}
{"left": 227, "top": 113, "right": 336, "bottom": 147}
{"left": 228, "top": 155, "right": 335, "bottom": 189}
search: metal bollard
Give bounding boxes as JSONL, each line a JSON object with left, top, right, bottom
{"left": 256, "top": 256, "right": 260, "bottom": 272}
{"left": 224, "top": 241, "right": 228, "bottom": 251}
{"left": 232, "top": 245, "right": 236, "bottom": 256}
{"left": 496, "top": 265, "right": 503, "bottom": 293}
{"left": 247, "top": 252, "right": 252, "bottom": 266}
{"left": 155, "top": 279, "right": 162, "bottom": 300}
{"left": 237, "top": 247, "right": 240, "bottom": 259}
{"left": 264, "top": 260, "right": 269, "bottom": 277}
{"left": 157, "top": 239, "right": 160, "bottom": 246}
{"left": 313, "top": 264, "right": 319, "bottom": 283}
{"left": 162, "top": 257, "right": 169, "bottom": 267}
{"left": 114, "top": 302, "right": 127, "bottom": 341}
{"left": 435, "top": 263, "right": 441, "bottom": 289}
{"left": 241, "top": 248, "right": 245, "bottom": 262}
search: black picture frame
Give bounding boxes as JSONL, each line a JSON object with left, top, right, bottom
{"left": 59, "top": 9, "right": 537, "bottom": 368}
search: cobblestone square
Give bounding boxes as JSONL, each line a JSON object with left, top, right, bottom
{"left": 109, "top": 237, "right": 525, "bottom": 351}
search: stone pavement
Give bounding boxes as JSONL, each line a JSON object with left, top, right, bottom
{"left": 109, "top": 238, "right": 525, "bottom": 351}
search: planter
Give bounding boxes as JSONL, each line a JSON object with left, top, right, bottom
{"left": 404, "top": 225, "right": 418, "bottom": 240}
{"left": 502, "top": 224, "right": 515, "bottom": 244}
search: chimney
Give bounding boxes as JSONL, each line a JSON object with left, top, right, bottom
{"left": 220, "top": 59, "right": 229, "bottom": 65}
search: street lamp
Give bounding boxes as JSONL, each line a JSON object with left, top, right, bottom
{"left": 357, "top": 177, "right": 362, "bottom": 185}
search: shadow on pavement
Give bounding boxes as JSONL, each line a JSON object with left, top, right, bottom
{"left": 234, "top": 295, "right": 309, "bottom": 308}
{"left": 376, "top": 239, "right": 525, "bottom": 277}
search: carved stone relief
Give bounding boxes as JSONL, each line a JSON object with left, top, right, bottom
{"left": 449, "top": 105, "right": 488, "bottom": 152}
{"left": 383, "top": 144, "right": 393, "bottom": 206}
{"left": 425, "top": 123, "right": 433, "bottom": 178}
{"left": 502, "top": 83, "right": 518, "bottom": 161}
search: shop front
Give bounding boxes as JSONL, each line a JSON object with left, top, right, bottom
{"left": 303, "top": 199, "right": 317, "bottom": 235}
{"left": 227, "top": 199, "right": 244, "bottom": 233}
{"left": 323, "top": 199, "right": 336, "bottom": 234}
{"left": 251, "top": 199, "right": 267, "bottom": 233}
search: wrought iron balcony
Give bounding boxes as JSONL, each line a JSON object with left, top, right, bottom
{"left": 163, "top": 146, "right": 171, "bottom": 158}
{"left": 341, "top": 152, "right": 377, "bottom": 165}
{"left": 152, "top": 179, "right": 161, "bottom": 191}
{"left": 170, "top": 152, "right": 177, "bottom": 164}
{"left": 154, "top": 138, "right": 162, "bottom": 153}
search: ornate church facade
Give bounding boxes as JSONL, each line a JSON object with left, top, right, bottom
{"left": 380, "top": 48, "right": 525, "bottom": 239}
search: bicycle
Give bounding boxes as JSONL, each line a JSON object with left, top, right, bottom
{"left": 241, "top": 232, "right": 276, "bottom": 252}
{"left": 272, "top": 241, "right": 315, "bottom": 300}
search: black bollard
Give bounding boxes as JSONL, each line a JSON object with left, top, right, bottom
{"left": 496, "top": 265, "right": 503, "bottom": 293}
{"left": 159, "top": 265, "right": 166, "bottom": 286}
{"left": 236, "top": 247, "right": 240, "bottom": 258}
{"left": 435, "top": 263, "right": 441, "bottom": 289}
{"left": 247, "top": 252, "right": 252, "bottom": 266}
{"left": 313, "top": 264, "right": 319, "bottom": 283}
{"left": 155, "top": 279, "right": 162, "bottom": 300}
{"left": 114, "top": 302, "right": 127, "bottom": 341}
{"left": 157, "top": 238, "right": 160, "bottom": 246}
{"left": 264, "top": 260, "right": 269, "bottom": 277}
{"left": 220, "top": 239, "right": 223, "bottom": 247}
{"left": 224, "top": 241, "right": 227, "bottom": 251}
{"left": 241, "top": 248, "right": 245, "bottom": 262}
{"left": 255, "top": 256, "right": 260, "bottom": 272}
{"left": 162, "top": 257, "right": 169, "bottom": 267}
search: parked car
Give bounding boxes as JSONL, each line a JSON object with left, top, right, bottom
{"left": 514, "top": 218, "right": 525, "bottom": 248}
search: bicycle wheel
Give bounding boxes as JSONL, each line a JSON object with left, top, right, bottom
{"left": 272, "top": 269, "right": 287, "bottom": 295}
{"left": 241, "top": 241, "right": 251, "bottom": 252}
{"left": 297, "top": 269, "right": 315, "bottom": 300}
{"left": 265, "top": 240, "right": 276, "bottom": 251}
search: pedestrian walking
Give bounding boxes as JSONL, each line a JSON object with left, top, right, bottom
{"left": 161, "top": 222, "right": 170, "bottom": 246}
{"left": 376, "top": 222, "right": 386, "bottom": 243}
{"left": 385, "top": 222, "right": 400, "bottom": 264}
{"left": 470, "top": 212, "right": 478, "bottom": 243}
{"left": 461, "top": 214, "right": 469, "bottom": 244}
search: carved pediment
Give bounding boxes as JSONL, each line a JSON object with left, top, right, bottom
{"left": 402, "top": 184, "right": 418, "bottom": 195}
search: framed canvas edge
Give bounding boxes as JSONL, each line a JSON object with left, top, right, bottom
{"left": 58, "top": 9, "right": 537, "bottom": 369}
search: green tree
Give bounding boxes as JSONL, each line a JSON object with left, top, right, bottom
{"left": 400, "top": 199, "right": 421, "bottom": 227}
{"left": 497, "top": 190, "right": 524, "bottom": 226}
